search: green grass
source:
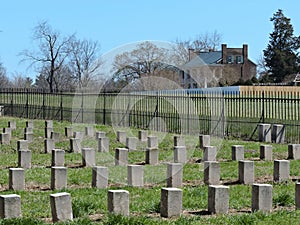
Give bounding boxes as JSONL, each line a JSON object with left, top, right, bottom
{"left": 0, "top": 116, "right": 299, "bottom": 224}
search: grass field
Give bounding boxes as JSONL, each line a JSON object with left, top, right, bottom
{"left": 0, "top": 116, "right": 299, "bottom": 224}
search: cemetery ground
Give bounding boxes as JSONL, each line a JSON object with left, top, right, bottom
{"left": 0, "top": 117, "right": 300, "bottom": 224}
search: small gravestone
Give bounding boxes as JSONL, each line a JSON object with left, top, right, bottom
{"left": 167, "top": 163, "right": 183, "bottom": 188}
{"left": 208, "top": 185, "right": 229, "bottom": 214}
{"left": 160, "top": 188, "right": 182, "bottom": 218}
{"left": 126, "top": 137, "right": 137, "bottom": 151}
{"left": 251, "top": 183, "right": 272, "bottom": 212}
{"left": 174, "top": 146, "right": 187, "bottom": 163}
{"left": 138, "top": 130, "right": 148, "bottom": 142}
{"left": 45, "top": 120, "right": 53, "bottom": 128}
{"left": 199, "top": 134, "right": 210, "bottom": 149}
{"left": 52, "top": 149, "right": 65, "bottom": 167}
{"left": 204, "top": 161, "right": 220, "bottom": 185}
{"left": 44, "top": 139, "right": 55, "bottom": 154}
{"left": 18, "top": 150, "right": 31, "bottom": 169}
{"left": 50, "top": 192, "right": 73, "bottom": 223}
{"left": 95, "top": 131, "right": 106, "bottom": 140}
{"left": 107, "top": 190, "right": 129, "bottom": 216}
{"left": 148, "top": 136, "right": 158, "bottom": 148}
{"left": 65, "top": 127, "right": 73, "bottom": 138}
{"left": 271, "top": 124, "right": 285, "bottom": 143}
{"left": 24, "top": 132, "right": 33, "bottom": 143}
{"left": 258, "top": 124, "right": 271, "bottom": 142}
{"left": 203, "top": 146, "right": 217, "bottom": 162}
{"left": 17, "top": 140, "right": 28, "bottom": 151}
{"left": 85, "top": 126, "right": 94, "bottom": 137}
{"left": 0, "top": 194, "right": 21, "bottom": 219}
{"left": 82, "top": 148, "right": 96, "bottom": 167}
{"left": 232, "top": 145, "right": 244, "bottom": 161}
{"left": 8, "top": 121, "right": 16, "bottom": 130}
{"left": 117, "top": 131, "right": 126, "bottom": 144}
{"left": 3, "top": 128, "right": 12, "bottom": 140}
{"left": 288, "top": 144, "right": 300, "bottom": 160}
{"left": 115, "top": 148, "right": 128, "bottom": 166}
{"left": 73, "top": 132, "right": 84, "bottom": 141}
{"left": 51, "top": 166, "right": 67, "bottom": 190}
{"left": 51, "top": 132, "right": 60, "bottom": 143}
{"left": 295, "top": 182, "right": 300, "bottom": 209}
{"left": 260, "top": 145, "right": 272, "bottom": 161}
{"left": 98, "top": 137, "right": 109, "bottom": 152}
{"left": 0, "top": 133, "right": 10, "bottom": 145}
{"left": 238, "top": 160, "right": 254, "bottom": 184}
{"left": 174, "top": 135, "right": 185, "bottom": 147}
{"left": 273, "top": 160, "right": 290, "bottom": 182}
{"left": 92, "top": 166, "right": 108, "bottom": 189}
{"left": 9, "top": 168, "right": 25, "bottom": 190}
{"left": 70, "top": 138, "right": 81, "bottom": 153}
{"left": 127, "top": 165, "right": 144, "bottom": 187}
{"left": 145, "top": 148, "right": 159, "bottom": 165}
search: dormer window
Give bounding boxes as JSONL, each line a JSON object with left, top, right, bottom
{"left": 227, "top": 55, "right": 233, "bottom": 64}
{"left": 236, "top": 56, "right": 244, "bottom": 64}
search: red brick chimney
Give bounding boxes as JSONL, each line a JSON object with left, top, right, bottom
{"left": 222, "top": 44, "right": 227, "bottom": 64}
{"left": 243, "top": 44, "right": 248, "bottom": 61}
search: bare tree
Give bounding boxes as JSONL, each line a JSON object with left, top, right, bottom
{"left": 10, "top": 73, "right": 33, "bottom": 88}
{"left": 112, "top": 41, "right": 170, "bottom": 84}
{"left": 172, "top": 30, "right": 222, "bottom": 65}
{"left": 20, "top": 21, "right": 74, "bottom": 92}
{"left": 69, "top": 38, "right": 102, "bottom": 88}
{"left": 0, "top": 62, "right": 11, "bottom": 88}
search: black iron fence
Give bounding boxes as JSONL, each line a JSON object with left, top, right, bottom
{"left": 1, "top": 88, "right": 300, "bottom": 143}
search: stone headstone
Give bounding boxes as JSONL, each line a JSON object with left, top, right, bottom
{"left": 9, "top": 168, "right": 25, "bottom": 190}
{"left": 167, "top": 163, "right": 183, "bottom": 188}
{"left": 50, "top": 192, "right": 73, "bottom": 223}
{"left": 0, "top": 194, "right": 21, "bottom": 219}
{"left": 238, "top": 160, "right": 254, "bottom": 184}
{"left": 258, "top": 124, "right": 271, "bottom": 142}
{"left": 51, "top": 166, "right": 67, "bottom": 190}
{"left": 160, "top": 188, "right": 182, "bottom": 218}
{"left": 115, "top": 148, "right": 128, "bottom": 166}
{"left": 204, "top": 161, "right": 220, "bottom": 185}
{"left": 208, "top": 185, "right": 229, "bottom": 214}
{"left": 107, "top": 190, "right": 129, "bottom": 216}
{"left": 127, "top": 165, "right": 144, "bottom": 187}
{"left": 98, "top": 137, "right": 110, "bottom": 152}
{"left": 251, "top": 183, "right": 272, "bottom": 212}
{"left": 145, "top": 148, "right": 159, "bottom": 165}
{"left": 273, "top": 160, "right": 290, "bottom": 182}
{"left": 260, "top": 145, "right": 272, "bottom": 161}
{"left": 92, "top": 166, "right": 108, "bottom": 189}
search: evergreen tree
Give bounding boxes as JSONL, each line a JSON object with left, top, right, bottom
{"left": 263, "top": 9, "right": 300, "bottom": 82}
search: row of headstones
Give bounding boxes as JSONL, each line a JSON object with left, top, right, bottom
{"left": 258, "top": 123, "right": 285, "bottom": 143}
{"left": 200, "top": 134, "right": 300, "bottom": 161}
{"left": 6, "top": 161, "right": 187, "bottom": 190}
{"left": 4, "top": 182, "right": 300, "bottom": 222}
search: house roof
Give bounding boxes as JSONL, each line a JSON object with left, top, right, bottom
{"left": 198, "top": 51, "right": 222, "bottom": 64}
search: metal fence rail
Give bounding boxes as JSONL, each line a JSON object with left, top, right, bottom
{"left": 0, "top": 88, "right": 300, "bottom": 143}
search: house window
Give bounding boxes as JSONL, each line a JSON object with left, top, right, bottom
{"left": 236, "top": 56, "right": 243, "bottom": 64}
{"left": 227, "top": 55, "right": 233, "bottom": 64}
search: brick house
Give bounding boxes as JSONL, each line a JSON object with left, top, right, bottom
{"left": 181, "top": 44, "right": 257, "bottom": 88}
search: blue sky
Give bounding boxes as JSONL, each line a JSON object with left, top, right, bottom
{"left": 0, "top": 1, "right": 299, "bottom": 79}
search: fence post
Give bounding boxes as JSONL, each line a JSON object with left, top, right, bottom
{"left": 81, "top": 91, "right": 84, "bottom": 123}
{"left": 60, "top": 90, "right": 63, "bottom": 121}
{"left": 10, "top": 89, "right": 14, "bottom": 117}
{"left": 262, "top": 91, "right": 265, "bottom": 124}
{"left": 103, "top": 92, "right": 106, "bottom": 125}
{"left": 26, "top": 89, "right": 29, "bottom": 119}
